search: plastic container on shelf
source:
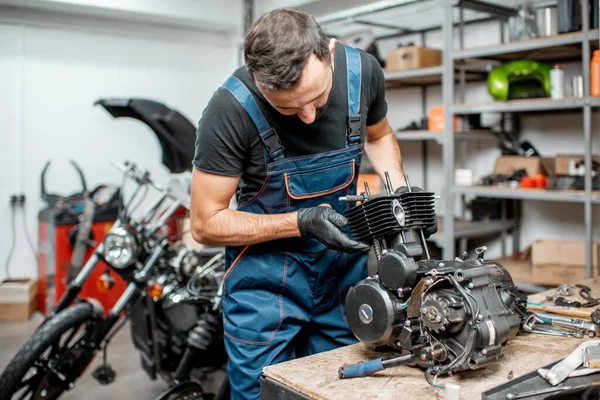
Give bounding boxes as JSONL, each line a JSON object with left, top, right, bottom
{"left": 592, "top": 50, "right": 600, "bottom": 97}
{"left": 550, "top": 64, "right": 564, "bottom": 99}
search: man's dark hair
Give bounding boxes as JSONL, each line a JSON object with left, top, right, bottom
{"left": 244, "top": 8, "right": 330, "bottom": 91}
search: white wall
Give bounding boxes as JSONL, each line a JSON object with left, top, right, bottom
{"left": 0, "top": 5, "right": 241, "bottom": 281}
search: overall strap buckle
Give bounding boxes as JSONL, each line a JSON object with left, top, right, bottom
{"left": 345, "top": 45, "right": 363, "bottom": 146}
{"left": 259, "top": 128, "right": 285, "bottom": 160}
{"left": 347, "top": 114, "right": 362, "bottom": 144}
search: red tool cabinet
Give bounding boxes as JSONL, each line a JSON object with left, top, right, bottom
{"left": 37, "top": 209, "right": 127, "bottom": 316}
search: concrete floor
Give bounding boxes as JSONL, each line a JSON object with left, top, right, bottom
{"left": 0, "top": 312, "right": 225, "bottom": 400}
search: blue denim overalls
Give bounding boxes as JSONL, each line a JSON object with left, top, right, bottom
{"left": 221, "top": 45, "right": 368, "bottom": 400}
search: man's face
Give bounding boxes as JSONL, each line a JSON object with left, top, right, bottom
{"left": 259, "top": 39, "right": 336, "bottom": 125}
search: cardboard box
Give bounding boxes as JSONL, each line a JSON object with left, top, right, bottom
{"left": 555, "top": 154, "right": 600, "bottom": 176}
{"left": 428, "top": 106, "right": 459, "bottom": 133}
{"left": 494, "top": 155, "right": 544, "bottom": 176}
{"left": 386, "top": 46, "right": 442, "bottom": 72}
{"left": 0, "top": 278, "right": 38, "bottom": 321}
{"left": 531, "top": 240, "right": 599, "bottom": 266}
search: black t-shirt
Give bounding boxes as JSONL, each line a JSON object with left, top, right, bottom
{"left": 193, "top": 43, "right": 388, "bottom": 204}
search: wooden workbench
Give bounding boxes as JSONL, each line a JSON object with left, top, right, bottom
{"left": 262, "top": 279, "right": 600, "bottom": 400}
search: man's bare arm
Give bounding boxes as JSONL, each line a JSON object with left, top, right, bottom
{"left": 364, "top": 116, "right": 407, "bottom": 189}
{"left": 190, "top": 169, "right": 300, "bottom": 246}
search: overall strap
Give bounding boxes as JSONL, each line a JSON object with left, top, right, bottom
{"left": 222, "top": 76, "right": 285, "bottom": 161}
{"left": 345, "top": 45, "right": 362, "bottom": 146}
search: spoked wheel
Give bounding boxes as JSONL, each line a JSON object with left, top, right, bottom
{"left": 0, "top": 303, "right": 100, "bottom": 400}
{"left": 154, "top": 381, "right": 214, "bottom": 400}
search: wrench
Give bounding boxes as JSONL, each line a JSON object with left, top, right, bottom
{"left": 522, "top": 314, "right": 585, "bottom": 338}
{"left": 523, "top": 325, "right": 585, "bottom": 338}
{"left": 534, "top": 311, "right": 599, "bottom": 338}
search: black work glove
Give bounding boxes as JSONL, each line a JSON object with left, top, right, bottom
{"left": 297, "top": 206, "right": 370, "bottom": 253}
{"left": 395, "top": 186, "right": 438, "bottom": 239}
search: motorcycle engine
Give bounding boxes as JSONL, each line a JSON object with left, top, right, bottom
{"left": 343, "top": 181, "right": 525, "bottom": 380}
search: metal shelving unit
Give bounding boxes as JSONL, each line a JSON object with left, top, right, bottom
{"left": 455, "top": 186, "right": 600, "bottom": 204}
{"left": 444, "top": 0, "right": 600, "bottom": 277}
{"left": 395, "top": 131, "right": 495, "bottom": 144}
{"left": 453, "top": 30, "right": 594, "bottom": 61}
{"left": 453, "top": 97, "right": 588, "bottom": 114}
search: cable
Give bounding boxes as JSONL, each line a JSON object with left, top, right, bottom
{"left": 127, "top": 183, "right": 149, "bottom": 217}
{"left": 117, "top": 170, "right": 127, "bottom": 219}
{"left": 425, "top": 367, "right": 445, "bottom": 389}
{"left": 4, "top": 205, "right": 17, "bottom": 278}
{"left": 20, "top": 204, "right": 38, "bottom": 265}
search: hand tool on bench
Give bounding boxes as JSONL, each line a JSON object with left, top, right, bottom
{"left": 522, "top": 313, "right": 584, "bottom": 338}
{"left": 533, "top": 311, "right": 600, "bottom": 338}
{"left": 527, "top": 302, "right": 600, "bottom": 323}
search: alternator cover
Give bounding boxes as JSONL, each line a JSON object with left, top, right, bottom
{"left": 346, "top": 279, "right": 401, "bottom": 346}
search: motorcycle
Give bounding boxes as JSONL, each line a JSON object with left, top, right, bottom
{"left": 0, "top": 162, "right": 227, "bottom": 400}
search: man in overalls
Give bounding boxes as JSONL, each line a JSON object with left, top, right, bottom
{"left": 191, "top": 8, "right": 427, "bottom": 400}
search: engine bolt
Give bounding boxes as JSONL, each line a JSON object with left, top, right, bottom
{"left": 477, "top": 315, "right": 483, "bottom": 322}
{"left": 438, "top": 262, "right": 445, "bottom": 268}
{"left": 467, "top": 282, "right": 474, "bottom": 289}
{"left": 421, "top": 307, "right": 428, "bottom": 315}
{"left": 425, "top": 279, "right": 432, "bottom": 286}
{"left": 397, "top": 288, "right": 404, "bottom": 296}
{"left": 404, "top": 320, "right": 411, "bottom": 327}
{"left": 41, "top": 390, "right": 47, "bottom": 398}
{"left": 435, "top": 315, "right": 442, "bottom": 323}
{"left": 481, "top": 348, "right": 488, "bottom": 355}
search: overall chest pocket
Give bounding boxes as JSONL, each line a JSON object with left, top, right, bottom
{"left": 284, "top": 159, "right": 356, "bottom": 201}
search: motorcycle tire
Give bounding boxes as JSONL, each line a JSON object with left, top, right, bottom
{"left": 0, "top": 302, "right": 99, "bottom": 400}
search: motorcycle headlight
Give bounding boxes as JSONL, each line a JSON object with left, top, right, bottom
{"left": 102, "top": 227, "right": 139, "bottom": 269}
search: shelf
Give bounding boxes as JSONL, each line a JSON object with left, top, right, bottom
{"left": 453, "top": 31, "right": 591, "bottom": 62}
{"left": 454, "top": 185, "right": 600, "bottom": 203}
{"left": 430, "top": 218, "right": 517, "bottom": 247}
{"left": 385, "top": 60, "right": 489, "bottom": 87}
{"left": 385, "top": 66, "right": 455, "bottom": 87}
{"left": 395, "top": 130, "right": 495, "bottom": 144}
{"left": 591, "top": 96, "right": 600, "bottom": 107}
{"left": 454, "top": 97, "right": 586, "bottom": 114}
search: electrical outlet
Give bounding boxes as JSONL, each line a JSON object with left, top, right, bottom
{"left": 9, "top": 193, "right": 26, "bottom": 206}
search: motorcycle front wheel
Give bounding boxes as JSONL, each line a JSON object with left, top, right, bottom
{"left": 0, "top": 302, "right": 100, "bottom": 400}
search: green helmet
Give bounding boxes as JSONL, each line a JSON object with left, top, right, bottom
{"left": 487, "top": 60, "right": 552, "bottom": 101}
